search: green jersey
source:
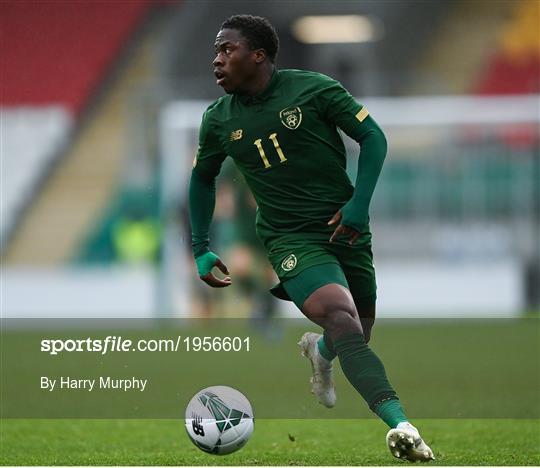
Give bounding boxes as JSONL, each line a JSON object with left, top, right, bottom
{"left": 193, "top": 69, "right": 372, "bottom": 243}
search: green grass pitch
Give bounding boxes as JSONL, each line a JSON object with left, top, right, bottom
{"left": 1, "top": 318, "right": 538, "bottom": 465}
{"left": 1, "top": 418, "right": 539, "bottom": 465}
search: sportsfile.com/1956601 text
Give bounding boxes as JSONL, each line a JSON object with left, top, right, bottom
{"left": 40, "top": 335, "right": 251, "bottom": 355}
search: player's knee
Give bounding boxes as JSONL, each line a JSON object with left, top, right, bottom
{"left": 302, "top": 284, "right": 361, "bottom": 335}
{"left": 323, "top": 305, "right": 362, "bottom": 337}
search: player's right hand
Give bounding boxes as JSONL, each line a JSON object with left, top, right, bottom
{"left": 195, "top": 251, "right": 232, "bottom": 288}
{"left": 328, "top": 210, "right": 361, "bottom": 245}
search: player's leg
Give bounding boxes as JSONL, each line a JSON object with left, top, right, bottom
{"left": 304, "top": 284, "right": 434, "bottom": 462}
{"left": 355, "top": 297, "right": 376, "bottom": 344}
{"left": 346, "top": 271, "right": 435, "bottom": 461}
{"left": 299, "top": 282, "right": 406, "bottom": 420}
{"left": 289, "top": 263, "right": 385, "bottom": 411}
{"left": 318, "top": 297, "right": 374, "bottom": 365}
{"left": 290, "top": 263, "right": 347, "bottom": 408}
{"left": 315, "top": 243, "right": 378, "bottom": 364}
{"left": 341, "top": 237, "right": 378, "bottom": 342}
{"left": 286, "top": 263, "right": 400, "bottom": 416}
{"left": 285, "top": 265, "right": 434, "bottom": 462}
{"left": 320, "top": 297, "right": 375, "bottom": 373}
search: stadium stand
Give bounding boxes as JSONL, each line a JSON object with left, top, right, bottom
{"left": 0, "top": 107, "right": 72, "bottom": 249}
{"left": 1, "top": 1, "right": 152, "bottom": 112}
{"left": 406, "top": 0, "right": 515, "bottom": 95}
{"left": 475, "top": 0, "right": 540, "bottom": 94}
{"left": 1, "top": 1, "right": 157, "bottom": 258}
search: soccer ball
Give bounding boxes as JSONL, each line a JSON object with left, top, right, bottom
{"left": 185, "top": 385, "right": 254, "bottom": 455}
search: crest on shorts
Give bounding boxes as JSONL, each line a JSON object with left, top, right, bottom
{"left": 279, "top": 107, "right": 302, "bottom": 130}
{"left": 281, "top": 254, "right": 297, "bottom": 272}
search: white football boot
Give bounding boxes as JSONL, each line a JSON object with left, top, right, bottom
{"left": 386, "top": 422, "right": 435, "bottom": 462}
{"left": 298, "top": 332, "right": 336, "bottom": 408}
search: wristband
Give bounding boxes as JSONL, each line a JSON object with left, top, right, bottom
{"left": 195, "top": 251, "right": 219, "bottom": 277}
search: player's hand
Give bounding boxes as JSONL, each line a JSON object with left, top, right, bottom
{"left": 195, "top": 251, "right": 232, "bottom": 288}
{"left": 328, "top": 210, "right": 361, "bottom": 245}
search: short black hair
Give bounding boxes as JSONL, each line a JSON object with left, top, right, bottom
{"left": 221, "top": 15, "right": 279, "bottom": 63}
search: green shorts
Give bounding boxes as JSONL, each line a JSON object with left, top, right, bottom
{"left": 266, "top": 232, "right": 377, "bottom": 309}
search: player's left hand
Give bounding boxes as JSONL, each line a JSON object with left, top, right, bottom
{"left": 328, "top": 210, "right": 361, "bottom": 245}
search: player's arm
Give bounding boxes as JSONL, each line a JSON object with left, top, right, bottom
{"left": 318, "top": 78, "right": 387, "bottom": 244}
{"left": 329, "top": 112, "right": 387, "bottom": 244}
{"left": 189, "top": 110, "right": 231, "bottom": 287}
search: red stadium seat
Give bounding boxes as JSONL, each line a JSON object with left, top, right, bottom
{"left": 0, "top": 1, "right": 152, "bottom": 113}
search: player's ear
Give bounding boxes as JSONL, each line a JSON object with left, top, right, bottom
{"left": 253, "top": 48, "right": 266, "bottom": 64}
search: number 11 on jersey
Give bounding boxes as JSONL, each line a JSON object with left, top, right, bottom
{"left": 254, "top": 133, "right": 287, "bottom": 169}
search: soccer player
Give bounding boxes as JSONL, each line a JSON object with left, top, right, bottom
{"left": 189, "top": 14, "right": 434, "bottom": 462}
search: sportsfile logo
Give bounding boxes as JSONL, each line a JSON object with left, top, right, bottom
{"left": 40, "top": 336, "right": 182, "bottom": 355}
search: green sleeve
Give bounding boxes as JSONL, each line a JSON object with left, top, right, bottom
{"left": 340, "top": 114, "right": 387, "bottom": 231}
{"left": 317, "top": 77, "right": 387, "bottom": 231}
{"left": 189, "top": 171, "right": 216, "bottom": 258}
{"left": 189, "top": 109, "right": 227, "bottom": 258}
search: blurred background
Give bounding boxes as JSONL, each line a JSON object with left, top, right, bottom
{"left": 1, "top": 0, "right": 539, "bottom": 319}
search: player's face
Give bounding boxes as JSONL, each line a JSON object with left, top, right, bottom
{"left": 213, "top": 28, "right": 258, "bottom": 94}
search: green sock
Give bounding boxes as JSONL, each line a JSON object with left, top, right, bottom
{"left": 333, "top": 332, "right": 403, "bottom": 426}
{"left": 317, "top": 333, "right": 336, "bottom": 361}
{"left": 373, "top": 399, "right": 408, "bottom": 428}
